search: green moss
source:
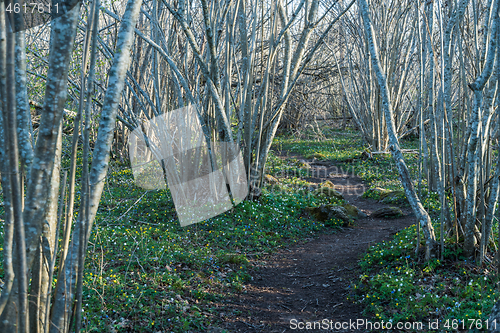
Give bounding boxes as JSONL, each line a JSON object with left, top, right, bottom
{"left": 320, "top": 180, "right": 335, "bottom": 188}
{"left": 342, "top": 203, "right": 366, "bottom": 219}
{"left": 314, "top": 187, "right": 344, "bottom": 199}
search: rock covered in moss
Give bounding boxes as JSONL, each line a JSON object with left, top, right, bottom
{"left": 342, "top": 203, "right": 367, "bottom": 219}
{"left": 379, "top": 189, "right": 407, "bottom": 204}
{"left": 363, "top": 187, "right": 408, "bottom": 205}
{"left": 312, "top": 152, "right": 326, "bottom": 159}
{"left": 328, "top": 206, "right": 351, "bottom": 224}
{"left": 369, "top": 186, "right": 391, "bottom": 199}
{"left": 371, "top": 207, "right": 404, "bottom": 219}
{"left": 297, "top": 159, "right": 311, "bottom": 169}
{"left": 320, "top": 180, "right": 335, "bottom": 188}
{"left": 305, "top": 204, "right": 351, "bottom": 226}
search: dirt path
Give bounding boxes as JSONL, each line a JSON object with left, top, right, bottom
{"left": 216, "top": 161, "right": 416, "bottom": 333}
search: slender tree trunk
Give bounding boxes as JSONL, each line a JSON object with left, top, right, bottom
{"left": 359, "top": 0, "right": 436, "bottom": 260}
{"left": 464, "top": 0, "right": 499, "bottom": 258}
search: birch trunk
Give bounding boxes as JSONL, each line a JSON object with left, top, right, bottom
{"left": 359, "top": 0, "right": 437, "bottom": 260}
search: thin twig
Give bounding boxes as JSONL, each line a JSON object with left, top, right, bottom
{"left": 282, "top": 272, "right": 325, "bottom": 278}
{"left": 301, "top": 301, "right": 310, "bottom": 312}
{"left": 280, "top": 304, "right": 292, "bottom": 312}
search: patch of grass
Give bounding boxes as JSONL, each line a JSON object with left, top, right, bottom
{"left": 275, "top": 133, "right": 442, "bottom": 213}
{"left": 273, "top": 129, "right": 365, "bottom": 162}
{"left": 350, "top": 223, "right": 499, "bottom": 331}
{"left": 273, "top": 131, "right": 421, "bottom": 190}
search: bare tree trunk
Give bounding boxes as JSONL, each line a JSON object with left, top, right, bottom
{"left": 359, "top": 0, "right": 436, "bottom": 260}
{"left": 464, "top": 0, "right": 499, "bottom": 258}
{"left": 49, "top": 0, "right": 143, "bottom": 331}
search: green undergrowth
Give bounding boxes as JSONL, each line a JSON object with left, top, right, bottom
{"left": 81, "top": 163, "right": 346, "bottom": 332}
{"left": 273, "top": 133, "right": 442, "bottom": 213}
{"left": 273, "top": 130, "right": 420, "bottom": 189}
{"left": 274, "top": 128, "right": 365, "bottom": 162}
{"left": 351, "top": 223, "right": 499, "bottom": 332}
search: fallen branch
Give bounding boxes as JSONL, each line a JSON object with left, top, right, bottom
{"left": 398, "top": 119, "right": 430, "bottom": 140}
{"left": 282, "top": 272, "right": 326, "bottom": 278}
{"left": 280, "top": 304, "right": 292, "bottom": 312}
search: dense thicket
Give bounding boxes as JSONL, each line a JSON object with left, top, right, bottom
{"left": 350, "top": 0, "right": 500, "bottom": 264}
{"left": 0, "top": 0, "right": 352, "bottom": 331}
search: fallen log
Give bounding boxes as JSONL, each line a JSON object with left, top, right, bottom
{"left": 370, "top": 149, "right": 419, "bottom": 155}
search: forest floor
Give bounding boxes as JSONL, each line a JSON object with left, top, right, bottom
{"left": 218, "top": 158, "right": 416, "bottom": 332}
{"left": 75, "top": 129, "right": 498, "bottom": 332}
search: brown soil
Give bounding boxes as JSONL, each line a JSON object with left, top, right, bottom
{"left": 215, "top": 160, "right": 416, "bottom": 333}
